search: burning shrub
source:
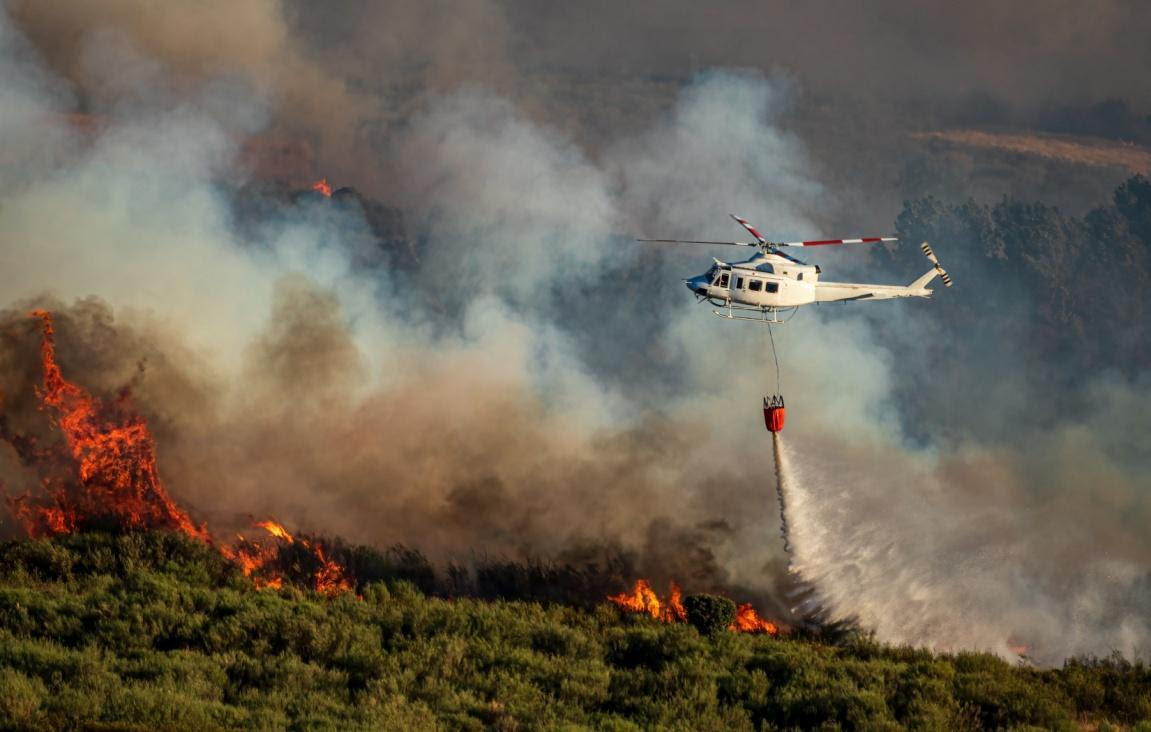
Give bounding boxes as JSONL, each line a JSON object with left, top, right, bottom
{"left": 2, "top": 312, "right": 355, "bottom": 598}
{"left": 7, "top": 311, "right": 208, "bottom": 541}
{"left": 684, "top": 593, "right": 737, "bottom": 636}
{"left": 608, "top": 579, "right": 779, "bottom": 636}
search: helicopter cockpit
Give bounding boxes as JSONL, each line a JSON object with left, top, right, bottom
{"left": 706, "top": 263, "right": 730, "bottom": 288}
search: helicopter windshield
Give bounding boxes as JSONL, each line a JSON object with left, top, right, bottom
{"left": 705, "top": 264, "right": 719, "bottom": 284}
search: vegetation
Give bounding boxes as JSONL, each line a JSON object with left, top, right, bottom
{"left": 853, "top": 173, "right": 1151, "bottom": 443}
{"left": 892, "top": 173, "right": 1151, "bottom": 378}
{"left": 0, "top": 532, "right": 1148, "bottom": 730}
{"left": 684, "top": 593, "right": 736, "bottom": 637}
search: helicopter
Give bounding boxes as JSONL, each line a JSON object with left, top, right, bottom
{"left": 640, "top": 214, "right": 952, "bottom": 323}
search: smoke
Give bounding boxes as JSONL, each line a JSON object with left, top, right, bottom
{"left": 1, "top": 2, "right": 1149, "bottom": 665}
{"left": 0, "top": 6, "right": 812, "bottom": 614}
{"left": 7, "top": 0, "right": 375, "bottom": 187}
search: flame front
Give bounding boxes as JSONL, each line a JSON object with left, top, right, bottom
{"left": 311, "top": 178, "right": 333, "bottom": 197}
{"left": 608, "top": 579, "right": 686, "bottom": 622}
{"left": 5, "top": 312, "right": 353, "bottom": 598}
{"left": 730, "top": 603, "right": 779, "bottom": 635}
{"left": 9, "top": 311, "right": 208, "bottom": 541}
{"left": 609, "top": 579, "right": 779, "bottom": 635}
{"left": 312, "top": 543, "right": 354, "bottom": 596}
{"left": 255, "top": 519, "right": 294, "bottom": 543}
{"left": 223, "top": 519, "right": 352, "bottom": 596}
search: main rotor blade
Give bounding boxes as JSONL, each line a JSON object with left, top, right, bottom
{"left": 636, "top": 239, "right": 759, "bottom": 247}
{"left": 776, "top": 236, "right": 897, "bottom": 247}
{"left": 729, "top": 214, "right": 768, "bottom": 244}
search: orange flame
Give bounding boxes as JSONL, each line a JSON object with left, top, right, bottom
{"left": 312, "top": 543, "right": 354, "bottom": 596}
{"left": 223, "top": 519, "right": 352, "bottom": 595}
{"left": 255, "top": 519, "right": 294, "bottom": 543}
{"left": 311, "top": 178, "right": 333, "bottom": 197}
{"left": 6, "top": 312, "right": 354, "bottom": 598}
{"left": 730, "top": 603, "right": 779, "bottom": 635}
{"left": 607, "top": 579, "right": 686, "bottom": 623}
{"left": 609, "top": 578, "right": 779, "bottom": 635}
{"left": 9, "top": 311, "right": 208, "bottom": 541}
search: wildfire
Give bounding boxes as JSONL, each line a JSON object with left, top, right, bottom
{"left": 731, "top": 603, "right": 779, "bottom": 635}
{"left": 255, "top": 519, "right": 294, "bottom": 542}
{"left": 312, "top": 543, "right": 354, "bottom": 596}
{"left": 5, "top": 312, "right": 353, "bottom": 598}
{"left": 9, "top": 311, "right": 208, "bottom": 541}
{"left": 608, "top": 579, "right": 686, "bottom": 622}
{"left": 215, "top": 519, "right": 354, "bottom": 595}
{"left": 609, "top": 579, "right": 779, "bottom": 636}
{"left": 311, "top": 178, "right": 333, "bottom": 197}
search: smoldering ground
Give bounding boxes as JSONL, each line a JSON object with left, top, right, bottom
{"left": 0, "top": 3, "right": 1149, "bottom": 664}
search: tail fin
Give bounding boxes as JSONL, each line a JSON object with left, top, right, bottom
{"left": 909, "top": 241, "right": 953, "bottom": 290}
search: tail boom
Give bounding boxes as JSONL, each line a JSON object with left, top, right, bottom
{"left": 814, "top": 241, "right": 951, "bottom": 302}
{"left": 814, "top": 281, "right": 933, "bottom": 302}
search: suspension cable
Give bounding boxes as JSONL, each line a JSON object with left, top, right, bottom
{"left": 768, "top": 324, "right": 781, "bottom": 394}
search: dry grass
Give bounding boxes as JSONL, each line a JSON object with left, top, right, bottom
{"left": 913, "top": 129, "right": 1151, "bottom": 173}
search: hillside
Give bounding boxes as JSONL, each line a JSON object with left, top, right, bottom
{"left": 0, "top": 531, "right": 1148, "bottom": 730}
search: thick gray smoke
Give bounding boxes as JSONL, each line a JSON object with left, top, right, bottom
{"left": 0, "top": 2, "right": 1148, "bottom": 664}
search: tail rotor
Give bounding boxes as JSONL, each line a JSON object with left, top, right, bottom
{"left": 920, "top": 242, "right": 953, "bottom": 287}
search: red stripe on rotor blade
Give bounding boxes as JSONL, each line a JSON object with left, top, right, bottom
{"left": 802, "top": 239, "right": 845, "bottom": 246}
{"left": 861, "top": 237, "right": 883, "bottom": 242}
{"left": 732, "top": 216, "right": 767, "bottom": 242}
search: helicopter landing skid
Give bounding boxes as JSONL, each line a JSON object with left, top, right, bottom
{"left": 712, "top": 302, "right": 785, "bottom": 324}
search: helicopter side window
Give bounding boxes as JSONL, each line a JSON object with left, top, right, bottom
{"left": 797, "top": 273, "right": 804, "bottom": 281}
{"left": 748, "top": 280, "right": 762, "bottom": 292}
{"left": 736, "top": 277, "right": 744, "bottom": 289}
{"left": 766, "top": 282, "right": 779, "bottom": 293}
{"left": 719, "top": 273, "right": 730, "bottom": 288}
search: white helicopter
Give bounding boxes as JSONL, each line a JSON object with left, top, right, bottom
{"left": 640, "top": 214, "right": 952, "bottom": 323}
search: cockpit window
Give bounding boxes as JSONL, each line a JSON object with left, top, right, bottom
{"left": 718, "top": 273, "right": 730, "bottom": 287}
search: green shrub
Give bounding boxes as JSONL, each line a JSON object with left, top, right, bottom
{"left": 0, "top": 531, "right": 1145, "bottom": 729}
{"left": 0, "top": 667, "right": 45, "bottom": 725}
{"left": 684, "top": 594, "right": 736, "bottom": 636}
